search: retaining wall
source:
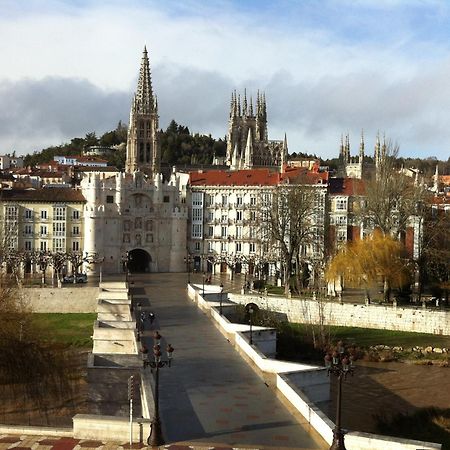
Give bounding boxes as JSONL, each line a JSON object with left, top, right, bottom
{"left": 230, "top": 293, "right": 450, "bottom": 335}
{"left": 23, "top": 287, "right": 99, "bottom": 313}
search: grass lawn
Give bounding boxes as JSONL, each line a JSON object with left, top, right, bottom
{"left": 283, "top": 323, "right": 450, "bottom": 349}
{"left": 31, "top": 313, "right": 96, "bottom": 348}
{"left": 275, "top": 322, "right": 450, "bottom": 364}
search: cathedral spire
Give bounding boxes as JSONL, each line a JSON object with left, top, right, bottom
{"left": 249, "top": 96, "right": 253, "bottom": 116}
{"left": 244, "top": 128, "right": 253, "bottom": 169}
{"left": 135, "top": 46, "right": 154, "bottom": 114}
{"left": 243, "top": 89, "right": 248, "bottom": 116}
{"left": 237, "top": 93, "right": 241, "bottom": 116}
{"left": 359, "top": 129, "right": 365, "bottom": 160}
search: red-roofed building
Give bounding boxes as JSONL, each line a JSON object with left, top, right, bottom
{"left": 188, "top": 167, "right": 328, "bottom": 278}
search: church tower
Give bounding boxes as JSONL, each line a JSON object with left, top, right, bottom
{"left": 125, "top": 47, "right": 160, "bottom": 175}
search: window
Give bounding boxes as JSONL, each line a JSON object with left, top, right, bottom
{"left": 146, "top": 233, "right": 153, "bottom": 243}
{"left": 207, "top": 211, "right": 214, "bottom": 222}
{"left": 249, "top": 227, "right": 256, "bottom": 238}
{"left": 336, "top": 198, "right": 347, "bottom": 211}
{"left": 250, "top": 196, "right": 256, "bottom": 206}
{"left": 124, "top": 220, "right": 131, "bottom": 231}
{"left": 24, "top": 209, "right": 32, "bottom": 219}
{"left": 235, "top": 242, "right": 242, "bottom": 252}
{"left": 192, "top": 192, "right": 203, "bottom": 206}
{"left": 192, "top": 208, "right": 202, "bottom": 221}
{"left": 40, "top": 241, "right": 47, "bottom": 251}
{"left": 163, "top": 195, "right": 170, "bottom": 203}
{"left": 250, "top": 211, "right": 256, "bottom": 221}
{"left": 222, "top": 194, "right": 228, "bottom": 206}
{"left": 146, "top": 220, "right": 153, "bottom": 231}
{"left": 207, "top": 241, "right": 213, "bottom": 252}
{"left": 192, "top": 224, "right": 202, "bottom": 238}
{"left": 249, "top": 242, "right": 256, "bottom": 252}
{"left": 24, "top": 225, "right": 33, "bottom": 235}
{"left": 236, "top": 210, "right": 243, "bottom": 221}
{"left": 236, "top": 226, "right": 242, "bottom": 238}
{"left": 221, "top": 242, "right": 227, "bottom": 252}
{"left": 73, "top": 210, "right": 80, "bottom": 220}
{"left": 135, "top": 217, "right": 142, "bottom": 229}
{"left": 208, "top": 226, "right": 213, "bottom": 237}
{"left": 123, "top": 234, "right": 130, "bottom": 243}
{"left": 195, "top": 242, "right": 201, "bottom": 251}
{"left": 25, "top": 241, "right": 32, "bottom": 251}
{"left": 336, "top": 216, "right": 347, "bottom": 226}
{"left": 221, "top": 226, "right": 227, "bottom": 237}
{"left": 53, "top": 238, "right": 64, "bottom": 252}
{"left": 237, "top": 196, "right": 243, "bottom": 206}
{"left": 53, "top": 222, "right": 66, "bottom": 236}
{"left": 40, "top": 210, "right": 48, "bottom": 219}
{"left": 106, "top": 195, "right": 114, "bottom": 204}
{"left": 53, "top": 206, "right": 65, "bottom": 221}
{"left": 221, "top": 214, "right": 227, "bottom": 223}
{"left": 73, "top": 226, "right": 80, "bottom": 236}
{"left": 72, "top": 241, "right": 79, "bottom": 251}
{"left": 40, "top": 225, "right": 47, "bottom": 236}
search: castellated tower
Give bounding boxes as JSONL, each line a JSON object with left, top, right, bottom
{"left": 125, "top": 47, "right": 160, "bottom": 175}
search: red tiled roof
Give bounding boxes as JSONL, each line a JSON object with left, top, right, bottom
{"left": 329, "top": 178, "right": 366, "bottom": 196}
{"left": 189, "top": 167, "right": 328, "bottom": 187}
{"left": 0, "top": 188, "right": 85, "bottom": 202}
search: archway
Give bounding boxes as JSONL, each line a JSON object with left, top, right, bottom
{"left": 128, "top": 249, "right": 152, "bottom": 273}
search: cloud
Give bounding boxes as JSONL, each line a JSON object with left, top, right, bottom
{"left": 0, "top": 77, "right": 130, "bottom": 153}
{"left": 0, "top": 0, "right": 450, "bottom": 160}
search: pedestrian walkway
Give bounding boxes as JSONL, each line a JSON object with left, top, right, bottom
{"left": 133, "top": 273, "right": 327, "bottom": 449}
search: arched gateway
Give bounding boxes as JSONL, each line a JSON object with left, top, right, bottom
{"left": 128, "top": 249, "right": 152, "bottom": 273}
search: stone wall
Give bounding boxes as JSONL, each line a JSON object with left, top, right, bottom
{"left": 23, "top": 287, "right": 99, "bottom": 313}
{"left": 229, "top": 293, "right": 450, "bottom": 335}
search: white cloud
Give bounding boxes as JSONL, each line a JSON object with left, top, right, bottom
{"left": 0, "top": 0, "right": 449, "bottom": 160}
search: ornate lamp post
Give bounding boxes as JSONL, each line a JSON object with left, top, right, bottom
{"left": 324, "top": 341, "right": 355, "bottom": 450}
{"left": 202, "top": 271, "right": 206, "bottom": 297}
{"left": 143, "top": 331, "right": 174, "bottom": 447}
{"left": 184, "top": 254, "right": 192, "bottom": 284}
{"left": 248, "top": 306, "right": 254, "bottom": 345}
{"left": 219, "top": 283, "right": 224, "bottom": 315}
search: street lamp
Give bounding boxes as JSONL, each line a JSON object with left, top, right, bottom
{"left": 248, "top": 306, "right": 254, "bottom": 345}
{"left": 324, "top": 341, "right": 355, "bottom": 450}
{"left": 184, "top": 254, "right": 192, "bottom": 284}
{"left": 202, "top": 272, "right": 206, "bottom": 297}
{"left": 219, "top": 283, "right": 224, "bottom": 315}
{"left": 143, "top": 331, "right": 174, "bottom": 447}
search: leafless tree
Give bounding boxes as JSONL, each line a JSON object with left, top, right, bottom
{"left": 362, "top": 141, "right": 428, "bottom": 238}
{"left": 260, "top": 182, "right": 318, "bottom": 295}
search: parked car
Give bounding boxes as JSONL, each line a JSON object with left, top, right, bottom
{"left": 62, "top": 273, "right": 88, "bottom": 284}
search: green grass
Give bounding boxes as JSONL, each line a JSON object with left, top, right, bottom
{"left": 31, "top": 313, "right": 96, "bottom": 348}
{"left": 284, "top": 323, "right": 450, "bottom": 349}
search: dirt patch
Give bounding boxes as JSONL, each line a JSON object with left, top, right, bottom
{"left": 0, "top": 350, "right": 89, "bottom": 427}
{"left": 327, "top": 360, "right": 450, "bottom": 434}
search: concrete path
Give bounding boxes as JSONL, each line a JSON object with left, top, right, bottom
{"left": 133, "top": 273, "right": 327, "bottom": 449}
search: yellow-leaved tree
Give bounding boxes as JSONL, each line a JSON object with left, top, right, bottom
{"left": 326, "top": 231, "right": 411, "bottom": 302}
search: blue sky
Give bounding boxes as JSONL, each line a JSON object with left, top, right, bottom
{"left": 0, "top": 0, "right": 449, "bottom": 160}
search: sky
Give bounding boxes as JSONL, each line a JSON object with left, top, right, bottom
{"left": 1, "top": 0, "right": 450, "bottom": 160}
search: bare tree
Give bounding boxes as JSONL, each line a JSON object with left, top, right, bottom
{"left": 261, "top": 182, "right": 318, "bottom": 295}
{"left": 362, "top": 141, "right": 428, "bottom": 238}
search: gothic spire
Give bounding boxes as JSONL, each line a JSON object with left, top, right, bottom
{"left": 359, "top": 129, "right": 365, "bottom": 159}
{"left": 135, "top": 46, "right": 154, "bottom": 114}
{"left": 244, "top": 128, "right": 253, "bottom": 168}
{"left": 249, "top": 96, "right": 253, "bottom": 116}
{"left": 237, "top": 93, "right": 241, "bottom": 116}
{"left": 243, "top": 89, "right": 248, "bottom": 116}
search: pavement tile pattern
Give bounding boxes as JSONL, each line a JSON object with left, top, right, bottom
{"left": 0, "top": 434, "right": 306, "bottom": 450}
